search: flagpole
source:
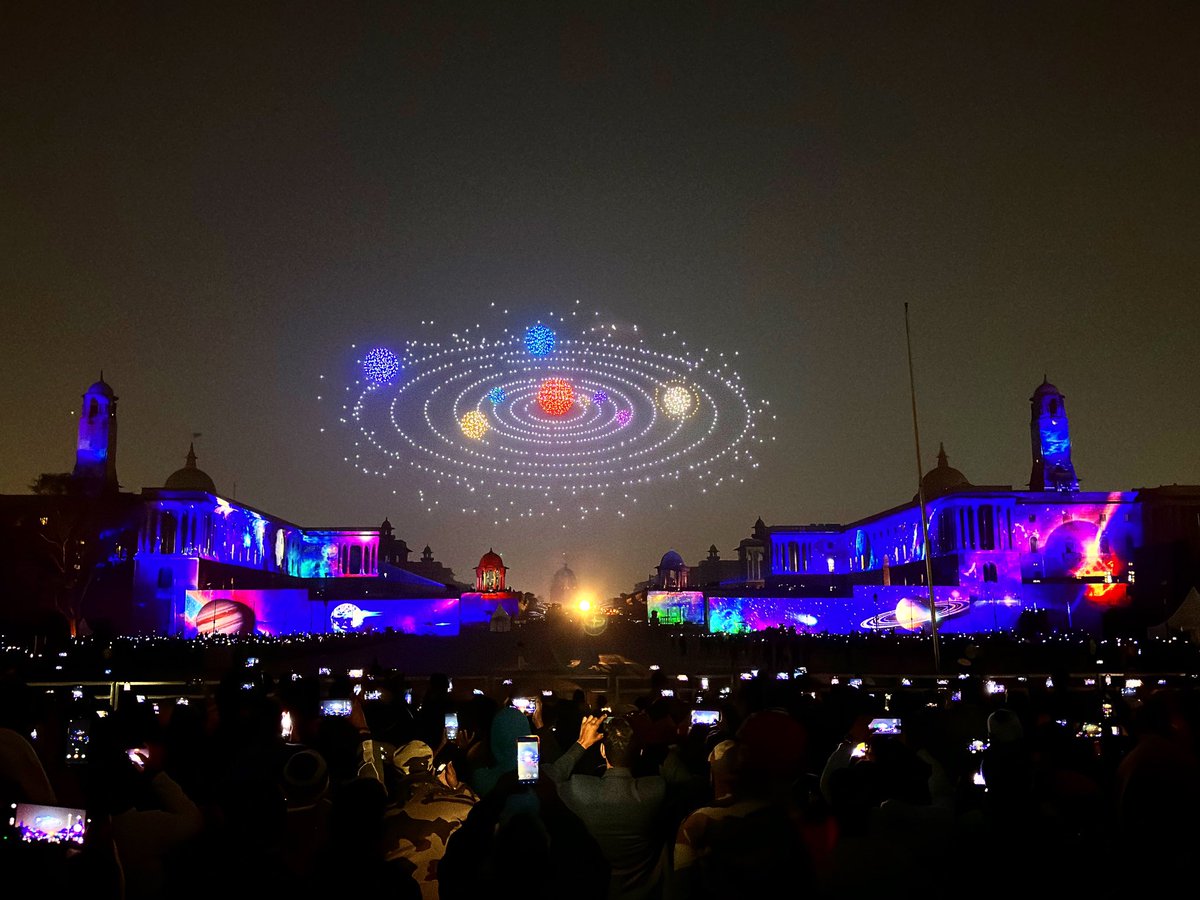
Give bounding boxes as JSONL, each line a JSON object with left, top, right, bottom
{"left": 905, "top": 303, "right": 941, "bottom": 675}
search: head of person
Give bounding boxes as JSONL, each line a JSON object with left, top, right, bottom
{"left": 282, "top": 748, "right": 330, "bottom": 810}
{"left": 393, "top": 739, "right": 436, "bottom": 782}
{"left": 600, "top": 715, "right": 638, "bottom": 769}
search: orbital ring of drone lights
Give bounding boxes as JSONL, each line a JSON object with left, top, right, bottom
{"left": 332, "top": 308, "right": 769, "bottom": 524}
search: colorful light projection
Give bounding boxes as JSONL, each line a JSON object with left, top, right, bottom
{"left": 361, "top": 347, "right": 401, "bottom": 386}
{"left": 293, "top": 530, "right": 379, "bottom": 578}
{"left": 1009, "top": 499, "right": 1136, "bottom": 603}
{"left": 537, "top": 377, "right": 575, "bottom": 416}
{"left": 705, "top": 586, "right": 1027, "bottom": 636}
{"left": 337, "top": 308, "right": 768, "bottom": 524}
{"left": 647, "top": 591, "right": 706, "bottom": 626}
{"left": 524, "top": 324, "right": 556, "bottom": 357}
{"left": 1030, "top": 382, "right": 1079, "bottom": 491}
{"left": 488, "top": 386, "right": 506, "bottom": 405}
{"left": 182, "top": 590, "right": 460, "bottom": 637}
{"left": 459, "top": 591, "right": 521, "bottom": 626}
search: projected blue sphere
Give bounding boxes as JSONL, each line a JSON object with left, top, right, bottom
{"left": 361, "top": 347, "right": 401, "bottom": 386}
{"left": 488, "top": 386, "right": 506, "bottom": 405}
{"left": 524, "top": 324, "right": 556, "bottom": 357}
{"left": 592, "top": 390, "right": 608, "bottom": 405}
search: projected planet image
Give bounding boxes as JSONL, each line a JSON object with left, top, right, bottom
{"left": 861, "top": 594, "right": 972, "bottom": 631}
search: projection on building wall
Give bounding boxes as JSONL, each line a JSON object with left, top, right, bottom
{"left": 182, "top": 590, "right": 460, "bottom": 637}
{"left": 459, "top": 592, "right": 521, "bottom": 626}
{"left": 646, "top": 591, "right": 705, "bottom": 626}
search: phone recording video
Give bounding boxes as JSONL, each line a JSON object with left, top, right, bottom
{"left": 517, "top": 735, "right": 540, "bottom": 784}
{"left": 66, "top": 720, "right": 89, "bottom": 765}
{"left": 445, "top": 712, "right": 459, "bottom": 740}
{"left": 690, "top": 709, "right": 721, "bottom": 727}
{"left": 868, "top": 717, "right": 902, "bottom": 736}
{"left": 511, "top": 697, "right": 537, "bottom": 716}
{"left": 11, "top": 803, "right": 89, "bottom": 845}
{"left": 321, "top": 698, "right": 353, "bottom": 717}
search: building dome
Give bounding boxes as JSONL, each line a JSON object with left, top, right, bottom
{"left": 86, "top": 375, "right": 116, "bottom": 398}
{"left": 916, "top": 443, "right": 971, "bottom": 501}
{"left": 1030, "top": 376, "right": 1061, "bottom": 400}
{"left": 549, "top": 561, "right": 578, "bottom": 606}
{"left": 659, "top": 550, "right": 685, "bottom": 570}
{"left": 478, "top": 548, "right": 505, "bottom": 571}
{"left": 164, "top": 443, "right": 217, "bottom": 493}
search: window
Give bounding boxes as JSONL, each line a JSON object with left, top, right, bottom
{"left": 1030, "top": 536, "right": 1038, "bottom": 553}
{"left": 978, "top": 506, "right": 995, "bottom": 551}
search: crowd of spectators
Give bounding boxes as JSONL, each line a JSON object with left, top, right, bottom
{"left": 4, "top": 637, "right": 1200, "bottom": 899}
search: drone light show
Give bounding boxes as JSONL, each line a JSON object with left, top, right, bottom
{"left": 332, "top": 305, "right": 768, "bottom": 524}
{"left": 537, "top": 377, "right": 575, "bottom": 416}
{"left": 360, "top": 347, "right": 401, "bottom": 386}
{"left": 460, "top": 409, "right": 490, "bottom": 440}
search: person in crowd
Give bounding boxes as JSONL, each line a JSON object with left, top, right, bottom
{"left": 438, "top": 757, "right": 609, "bottom": 900}
{"left": 414, "top": 672, "right": 455, "bottom": 749}
{"left": 464, "top": 704, "right": 533, "bottom": 798}
{"left": 542, "top": 713, "right": 681, "bottom": 900}
{"left": 90, "top": 723, "right": 205, "bottom": 900}
{"left": 383, "top": 739, "right": 478, "bottom": 900}
{"left": 1109, "top": 688, "right": 1200, "bottom": 894}
{"left": 669, "top": 732, "right": 814, "bottom": 900}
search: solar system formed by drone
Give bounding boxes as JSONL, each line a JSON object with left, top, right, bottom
{"left": 327, "top": 303, "right": 771, "bottom": 525}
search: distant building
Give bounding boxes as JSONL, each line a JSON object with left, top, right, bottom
{"left": 548, "top": 560, "right": 578, "bottom": 608}
{"left": 0, "top": 379, "right": 474, "bottom": 638}
{"left": 647, "top": 378, "right": 1200, "bottom": 638}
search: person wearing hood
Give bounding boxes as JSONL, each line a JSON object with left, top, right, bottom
{"left": 464, "top": 706, "right": 533, "bottom": 798}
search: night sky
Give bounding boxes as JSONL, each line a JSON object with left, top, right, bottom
{"left": 4, "top": 3, "right": 1198, "bottom": 603}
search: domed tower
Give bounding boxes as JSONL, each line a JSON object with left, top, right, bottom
{"left": 475, "top": 548, "right": 507, "bottom": 592}
{"left": 164, "top": 444, "right": 217, "bottom": 493}
{"left": 549, "top": 560, "right": 578, "bottom": 608}
{"left": 656, "top": 550, "right": 689, "bottom": 590}
{"left": 915, "top": 443, "right": 972, "bottom": 502}
{"left": 1028, "top": 377, "right": 1079, "bottom": 492}
{"left": 73, "top": 375, "right": 119, "bottom": 493}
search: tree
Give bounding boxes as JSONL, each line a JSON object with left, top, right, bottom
{"left": 30, "top": 472, "right": 75, "bottom": 495}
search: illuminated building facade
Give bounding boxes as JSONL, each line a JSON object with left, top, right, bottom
{"left": 1, "top": 380, "right": 475, "bottom": 639}
{"left": 655, "top": 379, "right": 1200, "bottom": 638}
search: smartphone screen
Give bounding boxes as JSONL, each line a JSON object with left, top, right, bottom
{"left": 12, "top": 803, "right": 89, "bottom": 845}
{"left": 868, "top": 717, "right": 902, "bottom": 736}
{"left": 66, "top": 720, "right": 89, "bottom": 765}
{"left": 321, "top": 698, "right": 352, "bottom": 717}
{"left": 690, "top": 709, "right": 720, "bottom": 727}
{"left": 512, "top": 697, "right": 537, "bottom": 716}
{"left": 517, "top": 735, "right": 539, "bottom": 784}
{"left": 445, "top": 712, "right": 459, "bottom": 741}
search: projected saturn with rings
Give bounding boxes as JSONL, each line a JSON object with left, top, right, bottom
{"left": 329, "top": 305, "right": 768, "bottom": 525}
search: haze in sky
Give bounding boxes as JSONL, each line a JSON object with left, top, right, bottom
{"left": 3, "top": 3, "right": 1197, "bottom": 601}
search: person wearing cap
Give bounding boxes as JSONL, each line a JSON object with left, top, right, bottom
{"left": 383, "top": 739, "right": 478, "bottom": 900}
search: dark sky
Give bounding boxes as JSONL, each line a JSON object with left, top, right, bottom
{"left": 3, "top": 2, "right": 1198, "bottom": 602}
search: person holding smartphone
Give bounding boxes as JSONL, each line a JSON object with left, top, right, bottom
{"left": 541, "top": 713, "right": 681, "bottom": 900}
